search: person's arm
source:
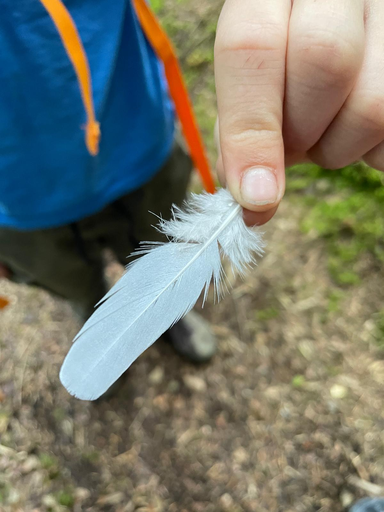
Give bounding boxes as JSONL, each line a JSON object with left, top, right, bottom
{"left": 215, "top": 0, "right": 384, "bottom": 225}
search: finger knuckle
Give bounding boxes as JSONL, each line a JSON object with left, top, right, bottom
{"left": 215, "top": 20, "right": 285, "bottom": 57}
{"left": 222, "top": 124, "right": 282, "bottom": 153}
{"left": 309, "top": 148, "right": 351, "bottom": 170}
{"left": 353, "top": 94, "right": 384, "bottom": 132}
{"left": 363, "top": 149, "right": 384, "bottom": 172}
{"left": 296, "top": 30, "right": 359, "bottom": 87}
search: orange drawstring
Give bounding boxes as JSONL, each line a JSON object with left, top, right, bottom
{"left": 38, "top": 0, "right": 215, "bottom": 192}
{"left": 132, "top": 0, "right": 215, "bottom": 194}
{"left": 38, "top": 0, "right": 100, "bottom": 156}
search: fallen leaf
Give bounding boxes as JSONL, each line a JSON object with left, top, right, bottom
{"left": 0, "top": 296, "right": 10, "bottom": 309}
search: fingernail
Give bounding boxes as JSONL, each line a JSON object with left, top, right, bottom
{"left": 241, "top": 167, "right": 278, "bottom": 206}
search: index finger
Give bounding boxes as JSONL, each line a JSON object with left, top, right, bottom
{"left": 214, "top": 0, "right": 291, "bottom": 224}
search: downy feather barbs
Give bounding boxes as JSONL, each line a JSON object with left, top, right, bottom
{"left": 60, "top": 188, "right": 265, "bottom": 400}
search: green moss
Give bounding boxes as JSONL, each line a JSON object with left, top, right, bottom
{"left": 0, "top": 482, "right": 10, "bottom": 504}
{"left": 255, "top": 307, "right": 279, "bottom": 322}
{"left": 39, "top": 453, "right": 56, "bottom": 469}
{"left": 292, "top": 375, "right": 306, "bottom": 388}
{"left": 374, "top": 310, "right": 384, "bottom": 349}
{"left": 327, "top": 289, "right": 346, "bottom": 314}
{"left": 186, "top": 47, "right": 214, "bottom": 67}
{"left": 39, "top": 453, "right": 60, "bottom": 479}
{"left": 57, "top": 490, "right": 75, "bottom": 508}
{"left": 149, "top": 0, "right": 164, "bottom": 13}
{"left": 53, "top": 407, "right": 66, "bottom": 422}
{"left": 82, "top": 449, "right": 100, "bottom": 464}
{"left": 327, "top": 366, "right": 341, "bottom": 377}
{"left": 287, "top": 163, "right": 384, "bottom": 286}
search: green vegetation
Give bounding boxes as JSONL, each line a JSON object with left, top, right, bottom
{"left": 255, "top": 307, "right": 280, "bottom": 322}
{"left": 327, "top": 289, "right": 346, "bottom": 314}
{"left": 149, "top": 0, "right": 164, "bottom": 13}
{"left": 82, "top": 449, "right": 100, "bottom": 464}
{"left": 39, "top": 453, "right": 60, "bottom": 480}
{"left": 291, "top": 375, "right": 306, "bottom": 388}
{"left": 373, "top": 310, "right": 384, "bottom": 349}
{"left": 39, "top": 453, "right": 57, "bottom": 470}
{"left": 57, "top": 489, "right": 75, "bottom": 508}
{"left": 150, "top": 0, "right": 218, "bottom": 157}
{"left": 287, "top": 163, "right": 384, "bottom": 286}
{"left": 52, "top": 407, "right": 66, "bottom": 422}
{"left": 0, "top": 484, "right": 8, "bottom": 504}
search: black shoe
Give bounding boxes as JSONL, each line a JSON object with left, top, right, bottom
{"left": 164, "top": 310, "right": 217, "bottom": 363}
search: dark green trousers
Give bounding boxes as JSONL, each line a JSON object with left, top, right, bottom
{"left": 0, "top": 140, "right": 192, "bottom": 319}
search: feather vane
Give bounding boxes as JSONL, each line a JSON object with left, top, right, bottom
{"left": 60, "top": 189, "right": 264, "bottom": 400}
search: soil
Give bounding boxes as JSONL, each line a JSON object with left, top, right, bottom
{"left": 1, "top": 201, "right": 384, "bottom": 512}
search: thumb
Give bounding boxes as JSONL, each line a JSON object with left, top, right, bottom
{"left": 214, "top": 0, "right": 291, "bottom": 223}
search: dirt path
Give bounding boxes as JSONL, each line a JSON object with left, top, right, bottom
{"left": 1, "top": 199, "right": 384, "bottom": 512}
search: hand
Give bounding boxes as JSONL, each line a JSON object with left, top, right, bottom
{"left": 215, "top": 0, "right": 384, "bottom": 225}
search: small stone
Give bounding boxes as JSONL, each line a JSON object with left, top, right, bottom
{"left": 30, "top": 471, "right": 44, "bottom": 489}
{"left": 327, "top": 400, "right": 339, "bottom": 414}
{"left": 16, "top": 450, "right": 28, "bottom": 461}
{"left": 122, "top": 502, "right": 135, "bottom": 512}
{"left": 233, "top": 447, "right": 249, "bottom": 465}
{"left": 280, "top": 405, "right": 291, "bottom": 419}
{"left": 149, "top": 366, "right": 164, "bottom": 385}
{"left": 330, "top": 384, "right": 348, "bottom": 399}
{"left": 134, "top": 397, "right": 145, "bottom": 408}
{"left": 206, "top": 462, "right": 226, "bottom": 481}
{"left": 42, "top": 495, "right": 57, "bottom": 507}
{"left": 97, "top": 492, "right": 126, "bottom": 506}
{"left": 201, "top": 424, "right": 212, "bottom": 436}
{"left": 21, "top": 455, "right": 40, "bottom": 473}
{"left": 340, "top": 490, "right": 355, "bottom": 508}
{"left": 216, "top": 413, "right": 227, "bottom": 429}
{"left": 183, "top": 375, "right": 207, "bottom": 393}
{"left": 177, "top": 428, "right": 196, "bottom": 446}
{"left": 7, "top": 488, "right": 20, "bottom": 504}
{"left": 264, "top": 386, "right": 282, "bottom": 401}
{"left": 61, "top": 418, "right": 74, "bottom": 437}
{"left": 0, "top": 412, "right": 10, "bottom": 434}
{"left": 298, "top": 340, "right": 315, "bottom": 360}
{"left": 0, "top": 444, "right": 14, "bottom": 456}
{"left": 75, "top": 487, "right": 91, "bottom": 502}
{"left": 167, "top": 380, "right": 180, "bottom": 393}
{"left": 153, "top": 394, "right": 170, "bottom": 412}
{"left": 220, "top": 493, "right": 234, "bottom": 509}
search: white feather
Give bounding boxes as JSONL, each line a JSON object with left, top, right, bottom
{"left": 60, "top": 188, "right": 264, "bottom": 400}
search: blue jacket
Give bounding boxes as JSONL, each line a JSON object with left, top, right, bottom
{"left": 0, "top": 0, "right": 174, "bottom": 230}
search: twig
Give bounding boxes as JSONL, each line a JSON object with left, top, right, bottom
{"left": 347, "top": 475, "right": 384, "bottom": 496}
